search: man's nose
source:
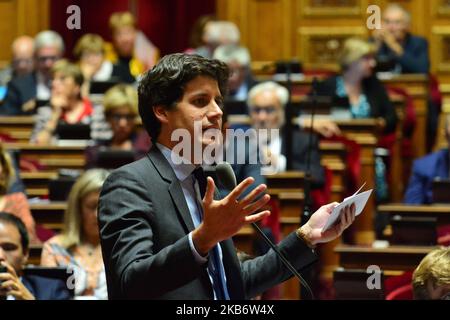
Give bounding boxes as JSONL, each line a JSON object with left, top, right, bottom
{"left": 207, "top": 101, "right": 223, "bottom": 119}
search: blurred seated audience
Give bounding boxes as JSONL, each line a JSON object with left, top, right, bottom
{"left": 30, "top": 60, "right": 109, "bottom": 145}
{"left": 189, "top": 20, "right": 240, "bottom": 58}
{"left": 184, "top": 15, "right": 217, "bottom": 56}
{"left": 372, "top": 3, "right": 429, "bottom": 74}
{"left": 41, "top": 169, "right": 109, "bottom": 300}
{"left": 213, "top": 44, "right": 256, "bottom": 101}
{"left": 0, "top": 212, "right": 70, "bottom": 300}
{"left": 73, "top": 34, "right": 115, "bottom": 84}
{"left": 85, "top": 84, "right": 148, "bottom": 168}
{"left": 404, "top": 114, "right": 450, "bottom": 204}
{"left": 105, "top": 11, "right": 159, "bottom": 83}
{"left": 0, "top": 36, "right": 34, "bottom": 89}
{"left": 248, "top": 81, "right": 325, "bottom": 187}
{"left": 312, "top": 38, "right": 397, "bottom": 135}
{"left": 412, "top": 247, "right": 450, "bottom": 300}
{"left": 1, "top": 31, "right": 64, "bottom": 116}
{"left": 0, "top": 143, "right": 37, "bottom": 244}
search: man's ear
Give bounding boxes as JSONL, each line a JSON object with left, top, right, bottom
{"left": 153, "top": 105, "right": 169, "bottom": 124}
{"left": 22, "top": 249, "right": 29, "bottom": 268}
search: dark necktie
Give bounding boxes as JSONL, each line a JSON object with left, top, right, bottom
{"left": 192, "top": 167, "right": 229, "bottom": 300}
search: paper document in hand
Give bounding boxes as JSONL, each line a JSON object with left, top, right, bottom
{"left": 322, "top": 185, "right": 373, "bottom": 232}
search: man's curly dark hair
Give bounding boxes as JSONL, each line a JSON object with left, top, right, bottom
{"left": 138, "top": 53, "right": 229, "bottom": 140}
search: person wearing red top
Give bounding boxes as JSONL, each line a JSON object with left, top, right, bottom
{"left": 31, "top": 59, "right": 109, "bottom": 145}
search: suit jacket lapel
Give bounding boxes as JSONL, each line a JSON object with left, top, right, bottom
{"left": 147, "top": 146, "right": 195, "bottom": 233}
{"left": 21, "top": 276, "right": 37, "bottom": 299}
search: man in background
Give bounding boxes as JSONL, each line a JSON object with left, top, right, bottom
{"left": 373, "top": 3, "right": 429, "bottom": 74}
{"left": 0, "top": 212, "right": 70, "bottom": 300}
{"left": 1, "top": 31, "right": 64, "bottom": 115}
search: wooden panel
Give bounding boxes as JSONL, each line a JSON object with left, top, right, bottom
{"left": 299, "top": 0, "right": 366, "bottom": 18}
{"left": 297, "top": 26, "right": 367, "bottom": 70}
{"left": 0, "top": 0, "right": 49, "bottom": 63}
{"left": 0, "top": 0, "right": 18, "bottom": 62}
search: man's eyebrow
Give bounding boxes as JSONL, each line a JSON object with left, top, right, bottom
{"left": 188, "top": 91, "right": 210, "bottom": 98}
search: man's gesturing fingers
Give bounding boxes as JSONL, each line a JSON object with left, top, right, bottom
{"left": 227, "top": 177, "right": 254, "bottom": 202}
{"left": 245, "top": 210, "right": 271, "bottom": 224}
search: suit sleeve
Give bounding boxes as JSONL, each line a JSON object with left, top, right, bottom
{"left": 98, "top": 169, "right": 206, "bottom": 299}
{"left": 240, "top": 232, "right": 317, "bottom": 299}
{"left": 397, "top": 39, "right": 430, "bottom": 74}
{"left": 0, "top": 81, "right": 22, "bottom": 115}
{"left": 403, "top": 160, "right": 427, "bottom": 204}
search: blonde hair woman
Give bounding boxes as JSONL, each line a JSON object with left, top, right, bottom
{"left": 413, "top": 247, "right": 450, "bottom": 299}
{"left": 0, "top": 143, "right": 37, "bottom": 243}
{"left": 73, "top": 34, "right": 113, "bottom": 82}
{"left": 41, "top": 169, "right": 110, "bottom": 299}
{"left": 104, "top": 11, "right": 159, "bottom": 82}
{"left": 85, "top": 84, "right": 149, "bottom": 169}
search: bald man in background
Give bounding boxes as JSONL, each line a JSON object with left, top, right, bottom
{"left": 0, "top": 36, "right": 35, "bottom": 87}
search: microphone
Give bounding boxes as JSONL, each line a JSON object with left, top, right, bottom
{"left": 215, "top": 162, "right": 315, "bottom": 300}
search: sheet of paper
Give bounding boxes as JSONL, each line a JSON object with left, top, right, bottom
{"left": 322, "top": 186, "right": 373, "bottom": 232}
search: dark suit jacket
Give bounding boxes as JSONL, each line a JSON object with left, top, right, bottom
{"left": 98, "top": 145, "right": 317, "bottom": 300}
{"left": 0, "top": 73, "right": 37, "bottom": 116}
{"left": 404, "top": 148, "right": 449, "bottom": 204}
{"left": 22, "top": 275, "right": 71, "bottom": 300}
{"left": 376, "top": 34, "right": 430, "bottom": 74}
{"left": 314, "top": 75, "right": 398, "bottom": 134}
{"left": 282, "top": 129, "right": 325, "bottom": 188}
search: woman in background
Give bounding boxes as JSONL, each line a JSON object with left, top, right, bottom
{"left": 31, "top": 60, "right": 109, "bottom": 145}
{"left": 0, "top": 143, "right": 37, "bottom": 243}
{"left": 313, "top": 37, "right": 398, "bottom": 134}
{"left": 84, "top": 84, "right": 149, "bottom": 169}
{"left": 41, "top": 169, "right": 109, "bottom": 300}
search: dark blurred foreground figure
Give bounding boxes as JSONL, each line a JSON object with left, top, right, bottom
{"left": 0, "top": 212, "right": 70, "bottom": 300}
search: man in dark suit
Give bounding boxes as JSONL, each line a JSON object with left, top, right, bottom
{"left": 404, "top": 116, "right": 450, "bottom": 204}
{"left": 98, "top": 53, "right": 355, "bottom": 300}
{"left": 0, "top": 212, "right": 70, "bottom": 300}
{"left": 1, "top": 31, "right": 64, "bottom": 116}
{"left": 372, "top": 4, "right": 429, "bottom": 74}
{"left": 247, "top": 81, "right": 325, "bottom": 187}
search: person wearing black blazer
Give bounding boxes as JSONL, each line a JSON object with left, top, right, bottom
{"left": 313, "top": 38, "right": 397, "bottom": 135}
{"left": 21, "top": 275, "right": 71, "bottom": 300}
{"left": 0, "top": 212, "right": 70, "bottom": 300}
{"left": 247, "top": 81, "right": 325, "bottom": 188}
{"left": 1, "top": 73, "right": 37, "bottom": 115}
{"left": 372, "top": 4, "right": 429, "bottom": 74}
{"left": 0, "top": 31, "right": 64, "bottom": 116}
{"left": 98, "top": 53, "right": 356, "bottom": 300}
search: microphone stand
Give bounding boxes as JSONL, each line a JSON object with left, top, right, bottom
{"left": 301, "top": 77, "right": 318, "bottom": 225}
{"left": 251, "top": 222, "right": 315, "bottom": 300}
{"left": 284, "top": 61, "right": 293, "bottom": 171}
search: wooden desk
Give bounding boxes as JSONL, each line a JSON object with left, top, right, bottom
{"left": 378, "top": 204, "right": 450, "bottom": 226}
{"left": 381, "top": 74, "right": 429, "bottom": 157}
{"left": 335, "top": 244, "right": 436, "bottom": 271}
{"left": 0, "top": 116, "right": 34, "bottom": 142}
{"left": 21, "top": 171, "right": 59, "bottom": 198}
{"left": 319, "top": 141, "right": 347, "bottom": 202}
{"left": 29, "top": 244, "right": 43, "bottom": 265}
{"left": 334, "top": 119, "right": 381, "bottom": 245}
{"left": 30, "top": 201, "right": 66, "bottom": 232}
{"left": 5, "top": 143, "right": 86, "bottom": 170}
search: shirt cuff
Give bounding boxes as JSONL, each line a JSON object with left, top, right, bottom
{"left": 188, "top": 232, "right": 208, "bottom": 264}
